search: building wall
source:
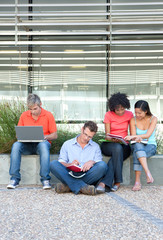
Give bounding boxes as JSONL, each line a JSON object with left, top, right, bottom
{"left": 0, "top": 0, "right": 162, "bottom": 122}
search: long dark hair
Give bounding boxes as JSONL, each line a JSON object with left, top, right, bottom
{"left": 134, "top": 100, "right": 152, "bottom": 116}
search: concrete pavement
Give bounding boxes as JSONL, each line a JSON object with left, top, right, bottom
{"left": 0, "top": 184, "right": 162, "bottom": 240}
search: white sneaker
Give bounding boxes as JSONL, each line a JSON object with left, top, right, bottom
{"left": 7, "top": 180, "right": 19, "bottom": 189}
{"left": 42, "top": 180, "right": 51, "bottom": 190}
{"left": 111, "top": 185, "right": 119, "bottom": 192}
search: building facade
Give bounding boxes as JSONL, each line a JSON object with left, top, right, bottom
{"left": 0, "top": 0, "right": 163, "bottom": 122}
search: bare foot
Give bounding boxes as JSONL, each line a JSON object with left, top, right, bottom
{"left": 132, "top": 182, "right": 141, "bottom": 191}
{"left": 146, "top": 171, "right": 154, "bottom": 184}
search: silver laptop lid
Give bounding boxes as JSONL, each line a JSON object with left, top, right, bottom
{"left": 15, "top": 126, "right": 45, "bottom": 142}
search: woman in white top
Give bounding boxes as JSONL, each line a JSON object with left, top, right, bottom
{"left": 125, "top": 100, "right": 157, "bottom": 191}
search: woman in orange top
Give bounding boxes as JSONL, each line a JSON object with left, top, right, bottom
{"left": 97, "top": 92, "right": 133, "bottom": 193}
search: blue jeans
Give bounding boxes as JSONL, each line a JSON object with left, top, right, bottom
{"left": 101, "top": 142, "right": 131, "bottom": 187}
{"left": 50, "top": 160, "right": 108, "bottom": 194}
{"left": 9, "top": 141, "right": 51, "bottom": 183}
{"left": 131, "top": 143, "right": 156, "bottom": 171}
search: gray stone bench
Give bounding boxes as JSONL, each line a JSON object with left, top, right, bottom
{"left": 0, "top": 154, "right": 162, "bottom": 185}
{"left": 0, "top": 154, "right": 59, "bottom": 185}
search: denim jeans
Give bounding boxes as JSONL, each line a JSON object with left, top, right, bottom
{"left": 9, "top": 141, "right": 51, "bottom": 183}
{"left": 50, "top": 160, "right": 108, "bottom": 194}
{"left": 131, "top": 143, "right": 157, "bottom": 171}
{"left": 100, "top": 142, "right": 131, "bottom": 188}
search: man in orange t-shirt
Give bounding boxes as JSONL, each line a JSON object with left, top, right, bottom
{"left": 7, "top": 94, "right": 57, "bottom": 190}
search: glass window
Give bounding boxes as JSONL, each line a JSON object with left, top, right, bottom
{"left": 0, "top": 0, "right": 163, "bottom": 122}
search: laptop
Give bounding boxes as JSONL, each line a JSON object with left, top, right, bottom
{"left": 15, "top": 126, "right": 45, "bottom": 142}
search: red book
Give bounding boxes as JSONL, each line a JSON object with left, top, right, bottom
{"left": 67, "top": 165, "right": 83, "bottom": 172}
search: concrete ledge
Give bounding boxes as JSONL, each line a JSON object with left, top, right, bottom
{"left": 103, "top": 155, "right": 163, "bottom": 186}
{"left": 130, "top": 155, "right": 163, "bottom": 185}
{"left": 0, "top": 154, "right": 162, "bottom": 185}
{"left": 0, "top": 154, "right": 59, "bottom": 185}
{"left": 102, "top": 156, "right": 131, "bottom": 185}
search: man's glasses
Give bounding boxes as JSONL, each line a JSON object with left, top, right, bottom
{"left": 83, "top": 131, "right": 94, "bottom": 139}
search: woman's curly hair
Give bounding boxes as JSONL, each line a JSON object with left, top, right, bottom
{"left": 108, "top": 92, "right": 130, "bottom": 111}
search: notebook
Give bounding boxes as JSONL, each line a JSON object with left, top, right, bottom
{"left": 67, "top": 164, "right": 83, "bottom": 172}
{"left": 99, "top": 133, "right": 128, "bottom": 145}
{"left": 67, "top": 165, "right": 86, "bottom": 178}
{"left": 15, "top": 126, "right": 45, "bottom": 142}
{"left": 68, "top": 171, "right": 86, "bottom": 178}
{"left": 130, "top": 140, "right": 148, "bottom": 144}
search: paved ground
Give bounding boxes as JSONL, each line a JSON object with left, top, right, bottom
{"left": 0, "top": 184, "right": 162, "bottom": 240}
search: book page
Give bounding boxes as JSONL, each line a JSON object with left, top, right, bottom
{"left": 130, "top": 140, "right": 148, "bottom": 144}
{"left": 106, "top": 133, "right": 128, "bottom": 145}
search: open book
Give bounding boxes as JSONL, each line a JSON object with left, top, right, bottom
{"left": 69, "top": 171, "right": 86, "bottom": 178}
{"left": 67, "top": 164, "right": 83, "bottom": 172}
{"left": 105, "top": 133, "right": 128, "bottom": 145}
{"left": 130, "top": 139, "right": 148, "bottom": 144}
{"left": 67, "top": 164, "right": 86, "bottom": 178}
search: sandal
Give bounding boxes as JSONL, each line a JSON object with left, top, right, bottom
{"left": 132, "top": 182, "right": 141, "bottom": 191}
